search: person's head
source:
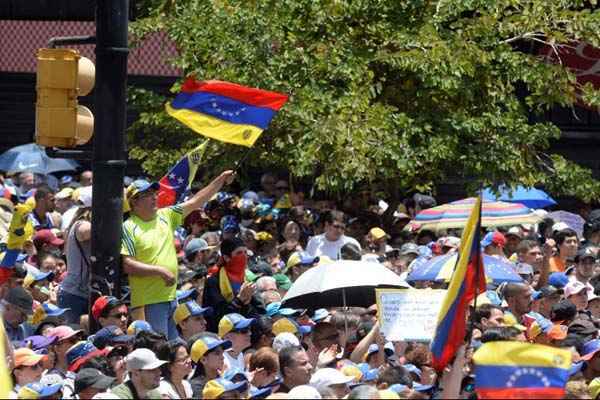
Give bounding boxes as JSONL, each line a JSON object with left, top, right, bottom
{"left": 203, "top": 378, "right": 247, "bottom": 400}
{"left": 474, "top": 304, "right": 505, "bottom": 331}
{"left": 74, "top": 368, "right": 116, "bottom": 398}
{"left": 34, "top": 184, "right": 55, "bottom": 212}
{"left": 38, "top": 253, "right": 59, "bottom": 275}
{"left": 173, "top": 301, "right": 211, "bottom": 340}
{"left": 190, "top": 333, "right": 231, "bottom": 374}
{"left": 185, "top": 238, "right": 214, "bottom": 265}
{"left": 13, "top": 348, "right": 45, "bottom": 385}
{"left": 564, "top": 281, "right": 590, "bottom": 311}
{"left": 554, "top": 229, "right": 579, "bottom": 258}
{"left": 550, "top": 299, "right": 578, "bottom": 324}
{"left": 48, "top": 325, "right": 84, "bottom": 359}
{"left": 80, "top": 170, "right": 93, "bottom": 186}
{"left": 260, "top": 173, "right": 277, "bottom": 196}
{"left": 249, "top": 347, "right": 280, "bottom": 388}
{"left": 503, "top": 283, "right": 533, "bottom": 317}
{"left": 311, "top": 322, "right": 341, "bottom": 352}
{"left": 575, "top": 247, "right": 597, "bottom": 282}
{"left": 533, "top": 286, "right": 563, "bottom": 318}
{"left": 349, "top": 385, "right": 380, "bottom": 399}
{"left": 2, "top": 286, "right": 33, "bottom": 326}
{"left": 274, "top": 179, "right": 289, "bottom": 198}
{"left": 480, "top": 326, "right": 525, "bottom": 343}
{"left": 504, "top": 227, "right": 523, "bottom": 255}
{"left": 323, "top": 210, "right": 346, "bottom": 242}
{"left": 19, "top": 172, "right": 35, "bottom": 190}
{"left": 220, "top": 238, "right": 248, "bottom": 269}
{"left": 286, "top": 251, "right": 319, "bottom": 281}
{"left": 250, "top": 316, "right": 275, "bottom": 349}
{"left": 55, "top": 187, "right": 75, "bottom": 213}
{"left": 256, "top": 276, "right": 278, "bottom": 300}
{"left": 517, "top": 240, "right": 543, "bottom": 270}
{"left": 279, "top": 346, "right": 312, "bottom": 387}
{"left": 219, "top": 313, "right": 254, "bottom": 354}
{"left": 126, "top": 348, "right": 167, "bottom": 392}
{"left": 126, "top": 179, "right": 159, "bottom": 220}
{"left": 92, "top": 296, "right": 128, "bottom": 332}
{"left": 157, "top": 341, "right": 193, "bottom": 381}
{"left": 376, "top": 365, "right": 413, "bottom": 389}
{"left": 309, "top": 368, "right": 354, "bottom": 398}
{"left": 481, "top": 231, "right": 506, "bottom": 256}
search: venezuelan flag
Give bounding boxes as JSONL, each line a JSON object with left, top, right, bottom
{"left": 430, "top": 196, "right": 486, "bottom": 372}
{"left": 165, "top": 78, "right": 289, "bottom": 147}
{"left": 157, "top": 140, "right": 208, "bottom": 208}
{"left": 0, "top": 321, "right": 12, "bottom": 397}
{"left": 473, "top": 341, "right": 571, "bottom": 399}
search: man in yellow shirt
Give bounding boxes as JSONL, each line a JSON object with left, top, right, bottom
{"left": 121, "top": 171, "right": 234, "bottom": 339}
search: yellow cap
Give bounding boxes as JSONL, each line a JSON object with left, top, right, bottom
{"left": 503, "top": 313, "right": 526, "bottom": 332}
{"left": 272, "top": 318, "right": 299, "bottom": 336}
{"left": 369, "top": 227, "right": 388, "bottom": 241}
{"left": 589, "top": 377, "right": 600, "bottom": 399}
{"left": 55, "top": 187, "right": 74, "bottom": 200}
{"left": 378, "top": 389, "right": 400, "bottom": 399}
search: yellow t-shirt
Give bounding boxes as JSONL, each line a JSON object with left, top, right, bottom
{"left": 121, "top": 205, "right": 183, "bottom": 308}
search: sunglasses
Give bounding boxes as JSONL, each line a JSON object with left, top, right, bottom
{"left": 235, "top": 328, "right": 250, "bottom": 334}
{"left": 108, "top": 312, "right": 128, "bottom": 319}
{"left": 331, "top": 224, "right": 346, "bottom": 230}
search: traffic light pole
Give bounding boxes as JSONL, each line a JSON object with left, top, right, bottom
{"left": 89, "top": 0, "right": 128, "bottom": 329}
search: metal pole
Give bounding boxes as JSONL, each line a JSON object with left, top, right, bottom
{"left": 89, "top": 0, "right": 128, "bottom": 332}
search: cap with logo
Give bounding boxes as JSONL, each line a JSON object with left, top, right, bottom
{"left": 203, "top": 378, "right": 248, "bottom": 400}
{"left": 272, "top": 317, "right": 311, "bottom": 337}
{"left": 173, "top": 301, "right": 212, "bottom": 326}
{"left": 66, "top": 341, "right": 109, "bottom": 372}
{"left": 90, "top": 325, "right": 134, "bottom": 349}
{"left": 218, "top": 313, "right": 255, "bottom": 337}
{"left": 91, "top": 296, "right": 123, "bottom": 321}
{"left": 126, "top": 179, "right": 159, "bottom": 200}
{"left": 126, "top": 348, "right": 168, "bottom": 371}
{"left": 190, "top": 335, "right": 232, "bottom": 363}
{"left": 127, "top": 320, "right": 154, "bottom": 336}
{"left": 17, "top": 382, "right": 63, "bottom": 399}
{"left": 285, "top": 251, "right": 319, "bottom": 271}
{"left": 481, "top": 232, "right": 506, "bottom": 248}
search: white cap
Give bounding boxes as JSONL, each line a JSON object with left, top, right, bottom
{"left": 506, "top": 226, "right": 523, "bottom": 238}
{"left": 564, "top": 281, "right": 590, "bottom": 298}
{"left": 309, "top": 367, "right": 355, "bottom": 388}
{"left": 273, "top": 332, "right": 300, "bottom": 353}
{"left": 552, "top": 222, "right": 570, "bottom": 233}
{"left": 78, "top": 186, "right": 93, "bottom": 208}
{"left": 126, "top": 348, "right": 167, "bottom": 371}
{"left": 287, "top": 385, "right": 322, "bottom": 399}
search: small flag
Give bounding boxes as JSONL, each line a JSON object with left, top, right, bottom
{"left": 473, "top": 341, "right": 571, "bottom": 399}
{"left": 165, "top": 78, "right": 289, "bottom": 147}
{"left": 430, "top": 196, "right": 486, "bottom": 372}
{"left": 157, "top": 141, "right": 208, "bottom": 208}
{"left": 0, "top": 321, "right": 12, "bottom": 397}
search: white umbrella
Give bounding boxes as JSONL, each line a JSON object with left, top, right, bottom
{"left": 281, "top": 260, "right": 409, "bottom": 309}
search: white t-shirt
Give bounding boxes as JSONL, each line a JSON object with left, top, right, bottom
{"left": 61, "top": 206, "right": 79, "bottom": 231}
{"left": 306, "top": 234, "right": 361, "bottom": 260}
{"left": 158, "top": 378, "right": 193, "bottom": 399}
{"left": 224, "top": 351, "right": 245, "bottom": 372}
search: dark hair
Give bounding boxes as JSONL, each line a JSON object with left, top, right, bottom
{"left": 473, "top": 304, "right": 503, "bottom": 325}
{"left": 516, "top": 239, "right": 540, "bottom": 255}
{"left": 279, "top": 346, "right": 303, "bottom": 378}
{"left": 157, "top": 340, "right": 187, "bottom": 382}
{"left": 133, "top": 330, "right": 168, "bottom": 353}
{"left": 251, "top": 316, "right": 273, "bottom": 348}
{"left": 323, "top": 210, "right": 345, "bottom": 225}
{"left": 554, "top": 229, "right": 578, "bottom": 246}
{"left": 480, "top": 326, "right": 522, "bottom": 343}
{"left": 79, "top": 356, "right": 114, "bottom": 378}
{"left": 34, "top": 184, "right": 54, "bottom": 200}
{"left": 502, "top": 282, "right": 529, "bottom": 300}
{"left": 376, "top": 365, "right": 413, "bottom": 388}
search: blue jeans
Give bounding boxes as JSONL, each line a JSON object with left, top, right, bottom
{"left": 57, "top": 288, "right": 89, "bottom": 325}
{"left": 144, "top": 301, "right": 178, "bottom": 340}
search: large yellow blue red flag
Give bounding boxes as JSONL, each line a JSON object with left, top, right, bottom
{"left": 473, "top": 341, "right": 571, "bottom": 399}
{"left": 430, "top": 196, "right": 486, "bottom": 371}
{"left": 165, "top": 78, "right": 289, "bottom": 147}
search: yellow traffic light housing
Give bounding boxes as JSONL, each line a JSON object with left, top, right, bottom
{"left": 35, "top": 48, "right": 95, "bottom": 147}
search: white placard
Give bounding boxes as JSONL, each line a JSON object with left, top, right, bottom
{"left": 376, "top": 289, "right": 446, "bottom": 342}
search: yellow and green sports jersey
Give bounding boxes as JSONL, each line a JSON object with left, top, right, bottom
{"left": 121, "top": 205, "right": 183, "bottom": 308}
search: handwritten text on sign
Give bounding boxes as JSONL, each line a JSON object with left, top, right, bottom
{"left": 376, "top": 289, "right": 446, "bottom": 342}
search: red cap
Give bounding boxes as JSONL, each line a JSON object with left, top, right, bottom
{"left": 91, "top": 296, "right": 121, "bottom": 321}
{"left": 33, "top": 229, "right": 64, "bottom": 247}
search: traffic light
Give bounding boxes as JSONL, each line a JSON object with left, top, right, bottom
{"left": 35, "top": 48, "right": 95, "bottom": 147}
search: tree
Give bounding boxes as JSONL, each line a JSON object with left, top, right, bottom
{"left": 129, "top": 0, "right": 600, "bottom": 200}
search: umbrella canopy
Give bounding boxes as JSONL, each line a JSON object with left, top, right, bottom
{"left": 406, "top": 197, "right": 540, "bottom": 232}
{"left": 281, "top": 260, "right": 409, "bottom": 309}
{"left": 406, "top": 253, "right": 522, "bottom": 284}
{"left": 482, "top": 185, "right": 556, "bottom": 209}
{"left": 0, "top": 143, "right": 79, "bottom": 175}
{"left": 548, "top": 211, "right": 585, "bottom": 238}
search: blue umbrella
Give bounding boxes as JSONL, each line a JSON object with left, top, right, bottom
{"left": 0, "top": 143, "right": 79, "bottom": 175}
{"left": 407, "top": 253, "right": 522, "bottom": 284}
{"left": 482, "top": 185, "right": 556, "bottom": 209}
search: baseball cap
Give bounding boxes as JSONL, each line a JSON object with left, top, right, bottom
{"left": 590, "top": 377, "right": 600, "bottom": 399}
{"left": 481, "top": 232, "right": 506, "bottom": 248}
{"left": 312, "top": 308, "right": 330, "bottom": 323}
{"left": 273, "top": 273, "right": 292, "bottom": 291}
{"left": 551, "top": 300, "right": 577, "bottom": 323}
{"left": 221, "top": 215, "right": 240, "bottom": 233}
{"left": 576, "top": 247, "right": 598, "bottom": 263}
{"left": 218, "top": 313, "right": 255, "bottom": 337}
{"left": 33, "top": 229, "right": 64, "bottom": 247}
{"left": 173, "top": 301, "right": 212, "bottom": 325}
{"left": 552, "top": 222, "right": 570, "bottom": 233}
{"left": 23, "top": 270, "right": 55, "bottom": 289}
{"left": 55, "top": 187, "right": 74, "bottom": 201}
{"left": 17, "top": 382, "right": 62, "bottom": 399}
{"left": 176, "top": 288, "right": 198, "bottom": 303}
{"left": 89, "top": 325, "right": 134, "bottom": 349}
{"left": 190, "top": 335, "right": 232, "bottom": 363}
{"left": 357, "top": 363, "right": 379, "bottom": 382}
{"left": 126, "top": 348, "right": 168, "bottom": 370}
{"left": 184, "top": 238, "right": 214, "bottom": 259}
{"left": 516, "top": 263, "right": 534, "bottom": 276}
{"left": 568, "top": 319, "right": 598, "bottom": 337}
{"left": 549, "top": 272, "right": 569, "bottom": 289}
{"left": 74, "top": 368, "right": 116, "bottom": 394}
{"left": 506, "top": 226, "right": 523, "bottom": 238}
{"left": 91, "top": 296, "right": 123, "bottom": 321}
{"left": 533, "top": 285, "right": 563, "bottom": 301}
{"left": 309, "top": 367, "right": 354, "bottom": 388}
{"left": 76, "top": 186, "right": 93, "bottom": 208}
{"left": 503, "top": 313, "right": 526, "bottom": 332}
{"left": 249, "top": 386, "right": 272, "bottom": 399}
{"left": 272, "top": 317, "right": 311, "bottom": 337}
{"left": 5, "top": 286, "right": 33, "bottom": 315}
{"left": 66, "top": 341, "right": 109, "bottom": 372}
{"left": 47, "top": 325, "right": 84, "bottom": 343}
{"left": 14, "top": 348, "right": 45, "bottom": 368}
{"left": 369, "top": 227, "right": 388, "bottom": 241}
{"left": 31, "top": 302, "right": 69, "bottom": 325}
{"left": 286, "top": 251, "right": 319, "bottom": 271}
{"left": 564, "top": 281, "right": 591, "bottom": 298}
{"left": 581, "top": 339, "right": 600, "bottom": 361}
{"left": 272, "top": 332, "right": 300, "bottom": 352}
{"left": 127, "top": 320, "right": 154, "bottom": 336}
{"left": 443, "top": 236, "right": 461, "bottom": 249}
{"left": 126, "top": 179, "right": 159, "bottom": 200}
{"left": 203, "top": 378, "right": 248, "bottom": 400}
{"left": 20, "top": 335, "right": 58, "bottom": 352}
{"left": 287, "top": 385, "right": 322, "bottom": 399}
{"left": 400, "top": 243, "right": 419, "bottom": 256}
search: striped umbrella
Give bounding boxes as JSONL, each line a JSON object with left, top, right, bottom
{"left": 407, "top": 253, "right": 523, "bottom": 284}
{"left": 406, "top": 197, "right": 541, "bottom": 231}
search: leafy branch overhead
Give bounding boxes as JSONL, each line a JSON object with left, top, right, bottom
{"left": 129, "top": 0, "right": 600, "bottom": 201}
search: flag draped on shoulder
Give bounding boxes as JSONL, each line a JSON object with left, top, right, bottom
{"left": 157, "top": 141, "right": 208, "bottom": 208}
{"left": 165, "top": 78, "right": 289, "bottom": 147}
{"left": 473, "top": 341, "right": 571, "bottom": 399}
{"left": 431, "top": 196, "right": 486, "bottom": 372}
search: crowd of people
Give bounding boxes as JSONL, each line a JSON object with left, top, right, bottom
{"left": 3, "top": 168, "right": 600, "bottom": 399}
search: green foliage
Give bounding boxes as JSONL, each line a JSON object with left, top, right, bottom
{"left": 129, "top": 0, "right": 600, "bottom": 201}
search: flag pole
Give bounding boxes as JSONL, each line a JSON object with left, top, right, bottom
{"left": 465, "top": 192, "right": 483, "bottom": 346}
{"left": 233, "top": 147, "right": 253, "bottom": 173}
